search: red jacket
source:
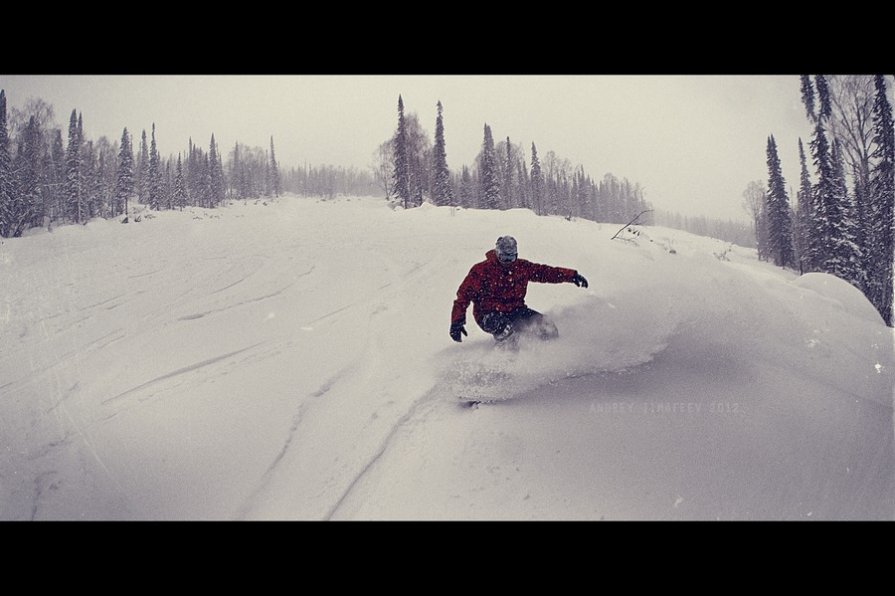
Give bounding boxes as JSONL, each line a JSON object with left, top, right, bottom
{"left": 451, "top": 249, "right": 577, "bottom": 327}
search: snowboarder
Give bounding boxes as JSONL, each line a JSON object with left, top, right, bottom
{"left": 450, "top": 236, "right": 588, "bottom": 342}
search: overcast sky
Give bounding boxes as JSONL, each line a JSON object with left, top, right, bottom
{"left": 1, "top": 75, "right": 818, "bottom": 221}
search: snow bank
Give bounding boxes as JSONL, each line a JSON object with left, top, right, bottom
{"left": 793, "top": 272, "right": 886, "bottom": 326}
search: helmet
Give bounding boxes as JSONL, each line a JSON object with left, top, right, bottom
{"left": 496, "top": 236, "right": 517, "bottom": 264}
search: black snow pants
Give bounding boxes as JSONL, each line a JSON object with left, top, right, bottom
{"left": 480, "top": 307, "right": 557, "bottom": 341}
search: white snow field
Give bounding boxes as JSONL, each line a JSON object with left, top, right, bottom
{"left": 1, "top": 195, "right": 892, "bottom": 520}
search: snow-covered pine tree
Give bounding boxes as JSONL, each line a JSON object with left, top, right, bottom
{"left": 198, "top": 144, "right": 212, "bottom": 204}
{"left": 765, "top": 135, "right": 795, "bottom": 268}
{"left": 593, "top": 177, "right": 605, "bottom": 223}
{"left": 867, "top": 74, "right": 894, "bottom": 326}
{"left": 569, "top": 169, "right": 579, "bottom": 219}
{"left": 816, "top": 75, "right": 832, "bottom": 123}
{"left": 581, "top": 170, "right": 592, "bottom": 220}
{"left": 217, "top": 140, "right": 227, "bottom": 204}
{"left": 185, "top": 138, "right": 195, "bottom": 204}
{"left": 231, "top": 142, "right": 247, "bottom": 200}
{"left": 90, "top": 139, "right": 107, "bottom": 217}
{"left": 809, "top": 120, "right": 833, "bottom": 268}
{"left": 192, "top": 146, "right": 203, "bottom": 205}
{"left": 270, "top": 136, "right": 280, "bottom": 198}
{"left": 82, "top": 140, "right": 97, "bottom": 219}
{"left": 204, "top": 157, "right": 215, "bottom": 206}
{"left": 174, "top": 154, "right": 186, "bottom": 211}
{"left": 230, "top": 143, "right": 238, "bottom": 200}
{"left": 478, "top": 124, "right": 500, "bottom": 209}
{"left": 209, "top": 134, "right": 225, "bottom": 206}
{"left": 81, "top": 140, "right": 98, "bottom": 218}
{"left": 503, "top": 137, "right": 515, "bottom": 209}
{"left": 97, "top": 141, "right": 115, "bottom": 218}
{"left": 849, "top": 161, "right": 870, "bottom": 285}
{"left": 403, "top": 113, "right": 429, "bottom": 207}
{"left": 598, "top": 175, "right": 609, "bottom": 223}
{"left": 550, "top": 155, "right": 573, "bottom": 219}
{"left": 546, "top": 167, "right": 557, "bottom": 217}
{"left": 263, "top": 153, "right": 271, "bottom": 197}
{"left": 566, "top": 170, "right": 578, "bottom": 219}
{"left": 114, "top": 128, "right": 134, "bottom": 220}
{"left": 590, "top": 180, "right": 603, "bottom": 221}
{"left": 38, "top": 138, "right": 54, "bottom": 226}
{"left": 572, "top": 171, "right": 592, "bottom": 217}
{"left": 0, "top": 90, "right": 12, "bottom": 238}
{"left": 102, "top": 140, "right": 117, "bottom": 216}
{"left": 392, "top": 95, "right": 410, "bottom": 208}
{"left": 65, "top": 110, "right": 84, "bottom": 224}
{"left": 516, "top": 158, "right": 530, "bottom": 211}
{"left": 610, "top": 173, "right": 625, "bottom": 223}
{"left": 580, "top": 172, "right": 593, "bottom": 220}
{"left": 202, "top": 151, "right": 213, "bottom": 207}
{"left": 98, "top": 144, "right": 110, "bottom": 217}
{"left": 163, "top": 158, "right": 173, "bottom": 210}
{"left": 800, "top": 75, "right": 816, "bottom": 122}
{"left": 823, "top": 140, "right": 864, "bottom": 288}
{"left": 10, "top": 116, "right": 43, "bottom": 235}
{"left": 148, "top": 124, "right": 162, "bottom": 210}
{"left": 627, "top": 180, "right": 638, "bottom": 220}
{"left": 49, "top": 129, "right": 64, "bottom": 225}
{"left": 239, "top": 146, "right": 251, "bottom": 200}
{"left": 431, "top": 101, "right": 453, "bottom": 206}
{"left": 457, "top": 165, "right": 473, "bottom": 208}
{"left": 174, "top": 156, "right": 183, "bottom": 200}
{"left": 795, "top": 138, "right": 813, "bottom": 272}
{"left": 530, "top": 143, "right": 544, "bottom": 216}
{"left": 137, "top": 130, "right": 148, "bottom": 206}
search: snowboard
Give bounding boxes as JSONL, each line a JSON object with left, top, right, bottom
{"left": 458, "top": 394, "right": 514, "bottom": 408}
{"left": 454, "top": 367, "right": 512, "bottom": 403}
{"left": 451, "top": 345, "right": 543, "bottom": 407}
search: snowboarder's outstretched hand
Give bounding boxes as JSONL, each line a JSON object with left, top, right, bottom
{"left": 450, "top": 321, "right": 468, "bottom": 342}
{"left": 572, "top": 273, "right": 589, "bottom": 288}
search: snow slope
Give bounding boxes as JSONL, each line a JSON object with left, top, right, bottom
{"left": 1, "top": 195, "right": 892, "bottom": 520}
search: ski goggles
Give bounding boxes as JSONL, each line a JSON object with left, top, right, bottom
{"left": 497, "top": 252, "right": 517, "bottom": 264}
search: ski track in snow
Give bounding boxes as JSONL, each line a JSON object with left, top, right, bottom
{"left": 323, "top": 393, "right": 442, "bottom": 520}
{"left": 57, "top": 390, "right": 128, "bottom": 502}
{"left": 232, "top": 404, "right": 311, "bottom": 520}
{"left": 234, "top": 249, "right": 448, "bottom": 519}
{"left": 100, "top": 343, "right": 267, "bottom": 406}
{"left": 175, "top": 282, "right": 299, "bottom": 321}
{"left": 233, "top": 363, "right": 357, "bottom": 520}
{"left": 77, "top": 294, "right": 128, "bottom": 312}
{"left": 30, "top": 471, "right": 58, "bottom": 521}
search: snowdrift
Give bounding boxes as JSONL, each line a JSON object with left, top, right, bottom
{"left": 1, "top": 196, "right": 892, "bottom": 520}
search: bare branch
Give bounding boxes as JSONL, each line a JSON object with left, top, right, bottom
{"left": 827, "top": 75, "right": 875, "bottom": 184}
{"left": 611, "top": 209, "right": 653, "bottom": 240}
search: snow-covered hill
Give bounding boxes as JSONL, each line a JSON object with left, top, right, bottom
{"left": 1, "top": 195, "right": 892, "bottom": 520}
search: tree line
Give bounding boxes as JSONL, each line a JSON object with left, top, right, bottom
{"left": 652, "top": 209, "right": 754, "bottom": 248}
{"left": 0, "top": 90, "right": 286, "bottom": 237}
{"left": 379, "top": 95, "right": 653, "bottom": 226}
{"left": 749, "top": 75, "right": 893, "bottom": 326}
{"left": 281, "top": 163, "right": 377, "bottom": 199}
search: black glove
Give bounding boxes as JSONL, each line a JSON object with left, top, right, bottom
{"left": 450, "top": 321, "right": 468, "bottom": 342}
{"left": 572, "top": 273, "right": 588, "bottom": 288}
